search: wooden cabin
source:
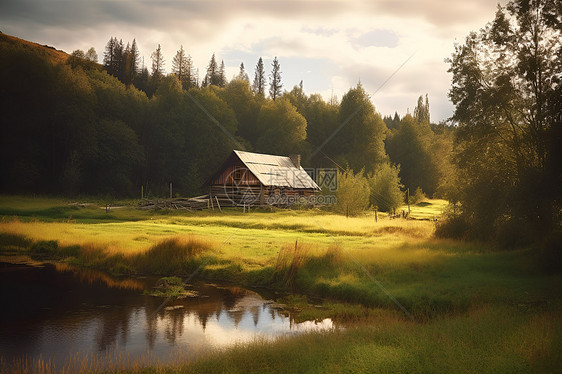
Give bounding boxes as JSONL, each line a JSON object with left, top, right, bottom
{"left": 209, "top": 150, "right": 320, "bottom": 207}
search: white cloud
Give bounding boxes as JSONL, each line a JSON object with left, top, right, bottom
{"left": 0, "top": 0, "right": 507, "bottom": 121}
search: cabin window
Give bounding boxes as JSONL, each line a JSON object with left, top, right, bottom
{"left": 234, "top": 167, "right": 242, "bottom": 180}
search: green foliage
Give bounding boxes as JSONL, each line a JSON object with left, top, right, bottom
{"left": 410, "top": 187, "right": 426, "bottom": 204}
{"left": 0, "top": 233, "right": 33, "bottom": 250}
{"left": 334, "top": 168, "right": 370, "bottom": 216}
{"left": 269, "top": 56, "right": 282, "bottom": 101}
{"left": 171, "top": 45, "right": 196, "bottom": 90}
{"left": 252, "top": 57, "right": 266, "bottom": 97}
{"left": 368, "top": 163, "right": 404, "bottom": 212}
{"left": 336, "top": 83, "right": 387, "bottom": 173}
{"left": 256, "top": 98, "right": 307, "bottom": 155}
{"left": 386, "top": 113, "right": 439, "bottom": 196}
{"left": 146, "top": 276, "right": 192, "bottom": 298}
{"left": 1, "top": 34, "right": 455, "bottom": 201}
{"left": 218, "top": 79, "right": 260, "bottom": 146}
{"left": 445, "top": 0, "right": 562, "bottom": 242}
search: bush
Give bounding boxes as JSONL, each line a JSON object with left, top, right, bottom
{"left": 409, "top": 187, "right": 427, "bottom": 204}
{"left": 0, "top": 233, "right": 32, "bottom": 249}
{"left": 334, "top": 168, "right": 370, "bottom": 216}
{"left": 495, "top": 217, "right": 532, "bottom": 249}
{"left": 31, "top": 240, "right": 58, "bottom": 253}
{"left": 368, "top": 163, "right": 404, "bottom": 212}
{"left": 435, "top": 215, "right": 470, "bottom": 239}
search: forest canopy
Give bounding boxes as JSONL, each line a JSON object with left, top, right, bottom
{"left": 0, "top": 33, "right": 452, "bottom": 205}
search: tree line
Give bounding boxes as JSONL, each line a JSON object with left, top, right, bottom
{"left": 72, "top": 38, "right": 285, "bottom": 101}
{"left": 0, "top": 36, "right": 453, "bottom": 214}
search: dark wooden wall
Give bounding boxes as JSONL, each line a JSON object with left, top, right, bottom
{"left": 211, "top": 159, "right": 261, "bottom": 186}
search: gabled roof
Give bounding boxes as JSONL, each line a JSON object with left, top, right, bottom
{"left": 234, "top": 150, "right": 320, "bottom": 190}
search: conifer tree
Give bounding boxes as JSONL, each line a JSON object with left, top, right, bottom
{"left": 218, "top": 60, "right": 226, "bottom": 87}
{"left": 252, "top": 57, "right": 265, "bottom": 97}
{"left": 151, "top": 44, "right": 165, "bottom": 82}
{"left": 172, "top": 46, "right": 197, "bottom": 90}
{"left": 128, "top": 39, "right": 140, "bottom": 81}
{"left": 269, "top": 56, "right": 282, "bottom": 101}
{"left": 237, "top": 62, "right": 249, "bottom": 82}
{"left": 103, "top": 37, "right": 117, "bottom": 76}
{"left": 203, "top": 53, "right": 220, "bottom": 87}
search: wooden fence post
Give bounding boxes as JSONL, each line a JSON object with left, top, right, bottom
{"left": 215, "top": 196, "right": 222, "bottom": 212}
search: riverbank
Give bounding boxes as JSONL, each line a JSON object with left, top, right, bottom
{"left": 1, "top": 195, "right": 561, "bottom": 372}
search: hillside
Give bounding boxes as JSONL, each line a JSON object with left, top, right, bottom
{"left": 0, "top": 32, "right": 69, "bottom": 64}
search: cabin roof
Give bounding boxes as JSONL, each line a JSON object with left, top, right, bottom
{"left": 233, "top": 150, "right": 320, "bottom": 190}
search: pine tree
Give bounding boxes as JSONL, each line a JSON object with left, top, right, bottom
{"left": 171, "top": 46, "right": 197, "bottom": 90}
{"left": 237, "top": 62, "right": 249, "bottom": 81}
{"left": 136, "top": 67, "right": 150, "bottom": 94}
{"left": 121, "top": 42, "right": 131, "bottom": 84}
{"left": 151, "top": 44, "right": 165, "bottom": 82}
{"left": 269, "top": 56, "right": 282, "bottom": 101}
{"left": 252, "top": 57, "right": 265, "bottom": 97}
{"left": 203, "top": 53, "right": 222, "bottom": 87}
{"left": 129, "top": 39, "right": 140, "bottom": 81}
{"left": 172, "top": 46, "right": 187, "bottom": 82}
{"left": 218, "top": 60, "right": 226, "bottom": 87}
{"left": 114, "top": 39, "right": 124, "bottom": 81}
{"left": 103, "top": 37, "right": 117, "bottom": 76}
{"left": 185, "top": 54, "right": 197, "bottom": 89}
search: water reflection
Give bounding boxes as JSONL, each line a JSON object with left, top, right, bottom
{"left": 0, "top": 262, "right": 333, "bottom": 370}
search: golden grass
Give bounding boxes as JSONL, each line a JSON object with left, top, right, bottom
{"left": 0, "top": 202, "right": 439, "bottom": 263}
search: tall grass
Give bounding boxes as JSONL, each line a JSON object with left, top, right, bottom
{"left": 132, "top": 236, "right": 211, "bottom": 274}
{"left": 273, "top": 240, "right": 310, "bottom": 287}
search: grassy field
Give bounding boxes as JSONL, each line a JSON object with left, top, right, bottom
{"left": 0, "top": 195, "right": 560, "bottom": 372}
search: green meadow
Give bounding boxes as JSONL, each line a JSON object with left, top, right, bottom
{"left": 0, "top": 195, "right": 560, "bottom": 372}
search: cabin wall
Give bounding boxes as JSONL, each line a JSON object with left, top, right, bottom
{"left": 211, "top": 160, "right": 261, "bottom": 186}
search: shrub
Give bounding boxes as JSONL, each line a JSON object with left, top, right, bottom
{"left": 368, "top": 163, "right": 404, "bottom": 212}
{"left": 409, "top": 187, "right": 427, "bottom": 204}
{"left": 31, "top": 240, "right": 58, "bottom": 253}
{"left": 0, "top": 233, "right": 32, "bottom": 249}
{"left": 335, "top": 168, "right": 370, "bottom": 216}
{"left": 435, "top": 215, "right": 470, "bottom": 239}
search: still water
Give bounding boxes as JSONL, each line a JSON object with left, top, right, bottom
{"left": 0, "top": 261, "right": 332, "bottom": 370}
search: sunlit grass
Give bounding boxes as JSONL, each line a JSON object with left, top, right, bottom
{"left": 1, "top": 196, "right": 558, "bottom": 315}
{"left": 1, "top": 196, "right": 560, "bottom": 372}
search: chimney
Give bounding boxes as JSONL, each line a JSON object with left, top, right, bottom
{"left": 289, "top": 154, "right": 301, "bottom": 169}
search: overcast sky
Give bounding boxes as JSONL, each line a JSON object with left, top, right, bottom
{"left": 0, "top": 0, "right": 506, "bottom": 122}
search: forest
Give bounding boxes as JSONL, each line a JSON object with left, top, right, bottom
{"left": 0, "top": 0, "right": 560, "bottom": 248}
{"left": 0, "top": 33, "right": 452, "bottom": 204}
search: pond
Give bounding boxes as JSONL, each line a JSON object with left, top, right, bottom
{"left": 0, "top": 260, "right": 333, "bottom": 371}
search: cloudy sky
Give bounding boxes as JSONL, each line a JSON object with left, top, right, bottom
{"left": 1, "top": 0, "right": 505, "bottom": 122}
